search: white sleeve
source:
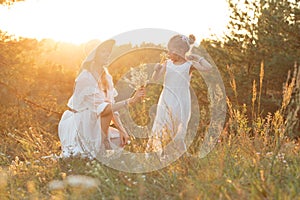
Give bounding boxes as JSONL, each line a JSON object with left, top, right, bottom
{"left": 84, "top": 94, "right": 110, "bottom": 116}
{"left": 75, "top": 71, "right": 110, "bottom": 115}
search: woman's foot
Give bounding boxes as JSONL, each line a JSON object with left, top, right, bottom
{"left": 103, "top": 137, "right": 112, "bottom": 150}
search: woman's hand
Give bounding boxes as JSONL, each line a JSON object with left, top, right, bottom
{"left": 119, "top": 130, "right": 129, "bottom": 147}
{"left": 129, "top": 87, "right": 146, "bottom": 104}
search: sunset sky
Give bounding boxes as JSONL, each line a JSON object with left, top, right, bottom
{"left": 0, "top": 0, "right": 230, "bottom": 45}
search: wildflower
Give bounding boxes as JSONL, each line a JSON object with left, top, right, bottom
{"left": 159, "top": 52, "right": 168, "bottom": 64}
{"left": 226, "top": 179, "right": 232, "bottom": 183}
{"left": 123, "top": 63, "right": 149, "bottom": 90}
{"left": 65, "top": 175, "right": 99, "bottom": 189}
{"left": 60, "top": 173, "right": 66, "bottom": 179}
{"left": 266, "top": 152, "right": 273, "bottom": 156}
{"left": 105, "top": 150, "right": 115, "bottom": 157}
{"left": 0, "top": 170, "right": 8, "bottom": 188}
{"left": 48, "top": 180, "right": 65, "bottom": 191}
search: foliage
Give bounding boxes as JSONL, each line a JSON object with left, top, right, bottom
{"left": 202, "top": 0, "right": 300, "bottom": 117}
{"left": 0, "top": 0, "right": 300, "bottom": 197}
{"left": 0, "top": 84, "right": 300, "bottom": 199}
{"left": 1, "top": 36, "right": 300, "bottom": 199}
{"left": 0, "top": 0, "right": 24, "bottom": 5}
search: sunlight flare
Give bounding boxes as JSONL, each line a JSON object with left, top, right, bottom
{"left": 0, "top": 0, "right": 230, "bottom": 44}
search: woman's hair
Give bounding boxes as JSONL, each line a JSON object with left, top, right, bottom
{"left": 98, "top": 68, "right": 110, "bottom": 93}
{"left": 79, "top": 39, "right": 115, "bottom": 93}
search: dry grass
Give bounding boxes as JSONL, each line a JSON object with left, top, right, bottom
{"left": 0, "top": 64, "right": 299, "bottom": 199}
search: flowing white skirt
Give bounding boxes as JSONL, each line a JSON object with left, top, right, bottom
{"left": 58, "top": 110, "right": 122, "bottom": 159}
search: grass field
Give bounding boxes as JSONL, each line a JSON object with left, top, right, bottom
{"left": 0, "top": 64, "right": 299, "bottom": 200}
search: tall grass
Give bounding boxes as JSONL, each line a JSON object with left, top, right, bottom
{"left": 0, "top": 63, "right": 299, "bottom": 199}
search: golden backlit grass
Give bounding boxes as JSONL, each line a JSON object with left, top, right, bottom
{"left": 0, "top": 64, "right": 299, "bottom": 199}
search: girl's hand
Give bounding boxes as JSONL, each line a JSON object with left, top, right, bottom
{"left": 186, "top": 54, "right": 213, "bottom": 71}
{"left": 152, "top": 62, "right": 166, "bottom": 81}
{"left": 185, "top": 53, "right": 202, "bottom": 62}
{"left": 154, "top": 63, "right": 163, "bottom": 72}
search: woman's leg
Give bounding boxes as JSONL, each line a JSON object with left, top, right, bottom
{"left": 100, "top": 104, "right": 113, "bottom": 149}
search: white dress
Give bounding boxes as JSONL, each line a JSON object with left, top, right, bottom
{"left": 149, "top": 60, "right": 192, "bottom": 152}
{"left": 58, "top": 69, "right": 121, "bottom": 159}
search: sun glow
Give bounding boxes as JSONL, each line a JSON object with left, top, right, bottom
{"left": 0, "top": 0, "right": 230, "bottom": 45}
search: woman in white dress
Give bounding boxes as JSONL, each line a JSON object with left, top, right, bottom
{"left": 58, "top": 39, "right": 144, "bottom": 159}
{"left": 147, "top": 34, "right": 212, "bottom": 157}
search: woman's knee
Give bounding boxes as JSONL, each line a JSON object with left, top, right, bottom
{"left": 101, "top": 104, "right": 113, "bottom": 117}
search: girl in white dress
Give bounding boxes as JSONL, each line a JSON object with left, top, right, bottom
{"left": 58, "top": 40, "right": 144, "bottom": 159}
{"left": 147, "top": 34, "right": 212, "bottom": 157}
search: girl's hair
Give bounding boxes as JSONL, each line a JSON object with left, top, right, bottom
{"left": 187, "top": 34, "right": 196, "bottom": 45}
{"left": 167, "top": 34, "right": 196, "bottom": 58}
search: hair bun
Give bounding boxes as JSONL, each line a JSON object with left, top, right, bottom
{"left": 188, "top": 34, "right": 196, "bottom": 45}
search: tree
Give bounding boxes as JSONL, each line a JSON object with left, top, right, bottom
{"left": 256, "top": 0, "right": 300, "bottom": 91}
{"left": 201, "top": 0, "right": 299, "bottom": 116}
{"left": 224, "top": 0, "right": 261, "bottom": 74}
{"left": 216, "top": 0, "right": 299, "bottom": 77}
